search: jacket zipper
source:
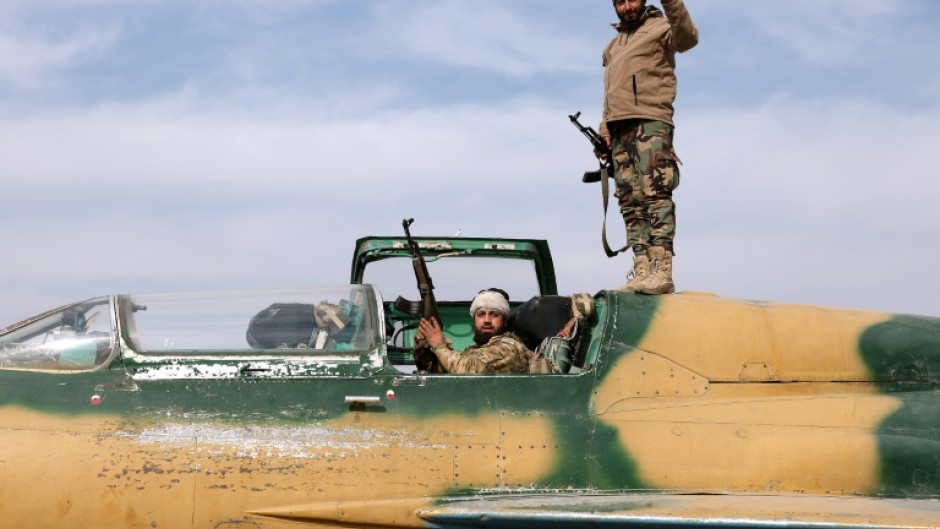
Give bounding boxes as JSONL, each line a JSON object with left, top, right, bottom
{"left": 632, "top": 75, "right": 638, "bottom": 106}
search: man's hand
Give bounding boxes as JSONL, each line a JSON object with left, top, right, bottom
{"left": 595, "top": 137, "right": 612, "bottom": 161}
{"left": 418, "top": 317, "right": 446, "bottom": 348}
{"left": 556, "top": 317, "right": 578, "bottom": 339}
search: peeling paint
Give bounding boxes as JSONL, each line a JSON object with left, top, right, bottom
{"left": 132, "top": 422, "right": 446, "bottom": 459}
{"left": 128, "top": 358, "right": 366, "bottom": 380}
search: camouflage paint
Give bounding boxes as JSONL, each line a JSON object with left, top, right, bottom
{"left": 590, "top": 292, "right": 937, "bottom": 497}
{"left": 0, "top": 344, "right": 602, "bottom": 528}
{"left": 0, "top": 399, "right": 562, "bottom": 528}
{"left": 3, "top": 288, "right": 940, "bottom": 529}
{"left": 860, "top": 315, "right": 940, "bottom": 497}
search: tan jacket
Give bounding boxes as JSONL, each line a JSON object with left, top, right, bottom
{"left": 600, "top": 0, "right": 698, "bottom": 139}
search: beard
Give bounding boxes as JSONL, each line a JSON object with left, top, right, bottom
{"left": 473, "top": 329, "right": 496, "bottom": 345}
{"left": 473, "top": 324, "right": 505, "bottom": 345}
{"left": 619, "top": 6, "right": 646, "bottom": 31}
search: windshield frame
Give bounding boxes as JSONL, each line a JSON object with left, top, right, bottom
{"left": 350, "top": 236, "right": 558, "bottom": 296}
{"left": 0, "top": 296, "right": 117, "bottom": 373}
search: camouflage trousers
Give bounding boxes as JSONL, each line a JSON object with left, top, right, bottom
{"left": 610, "top": 119, "right": 681, "bottom": 256}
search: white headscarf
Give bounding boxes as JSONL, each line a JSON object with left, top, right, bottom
{"left": 469, "top": 290, "right": 510, "bottom": 317}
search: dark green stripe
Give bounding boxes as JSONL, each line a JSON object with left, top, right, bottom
{"left": 860, "top": 314, "right": 940, "bottom": 497}
{"left": 592, "top": 292, "right": 661, "bottom": 379}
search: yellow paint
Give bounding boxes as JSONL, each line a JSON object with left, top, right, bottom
{"left": 499, "top": 411, "right": 559, "bottom": 488}
{"left": 0, "top": 406, "right": 556, "bottom": 528}
{"left": 633, "top": 294, "right": 892, "bottom": 382}
{"left": 598, "top": 382, "right": 901, "bottom": 493}
{"left": 594, "top": 351, "right": 708, "bottom": 412}
{"left": 593, "top": 294, "right": 902, "bottom": 495}
{"left": 249, "top": 497, "right": 433, "bottom": 527}
{"left": 0, "top": 412, "right": 195, "bottom": 529}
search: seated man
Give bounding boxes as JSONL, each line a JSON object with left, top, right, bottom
{"left": 414, "top": 288, "right": 529, "bottom": 374}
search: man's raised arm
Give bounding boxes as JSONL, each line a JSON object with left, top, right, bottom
{"left": 662, "top": 0, "right": 698, "bottom": 52}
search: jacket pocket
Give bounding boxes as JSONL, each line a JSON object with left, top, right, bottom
{"left": 632, "top": 74, "right": 638, "bottom": 106}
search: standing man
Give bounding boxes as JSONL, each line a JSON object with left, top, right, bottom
{"left": 600, "top": 0, "right": 697, "bottom": 294}
{"left": 414, "top": 288, "right": 529, "bottom": 374}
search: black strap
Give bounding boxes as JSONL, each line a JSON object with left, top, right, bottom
{"left": 600, "top": 165, "right": 629, "bottom": 258}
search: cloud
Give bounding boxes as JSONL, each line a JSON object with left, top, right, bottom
{"left": 371, "top": 1, "right": 595, "bottom": 77}
{"left": 0, "top": 0, "right": 602, "bottom": 115}
{"left": 0, "top": 96, "right": 582, "bottom": 191}
{"left": 0, "top": 96, "right": 586, "bottom": 324}
{"left": 2, "top": 0, "right": 940, "bottom": 328}
{"left": 728, "top": 0, "right": 898, "bottom": 65}
{"left": 675, "top": 97, "right": 940, "bottom": 315}
{"left": 0, "top": 0, "right": 135, "bottom": 12}
{"left": 682, "top": 97, "right": 940, "bottom": 231}
{"left": 3, "top": 92, "right": 940, "bottom": 327}
{"left": 0, "top": 25, "right": 120, "bottom": 88}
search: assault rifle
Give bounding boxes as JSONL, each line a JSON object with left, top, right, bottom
{"left": 402, "top": 218, "right": 441, "bottom": 326}
{"left": 568, "top": 111, "right": 612, "bottom": 183}
{"left": 569, "top": 113, "right": 627, "bottom": 258}
{"left": 402, "top": 218, "right": 442, "bottom": 372}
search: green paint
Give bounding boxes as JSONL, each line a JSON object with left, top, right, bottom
{"left": 533, "top": 292, "right": 656, "bottom": 490}
{"left": 0, "top": 366, "right": 129, "bottom": 417}
{"left": 590, "top": 292, "right": 661, "bottom": 378}
{"left": 859, "top": 314, "right": 940, "bottom": 382}
{"left": 539, "top": 414, "right": 596, "bottom": 489}
{"left": 587, "top": 420, "right": 645, "bottom": 489}
{"left": 860, "top": 315, "right": 940, "bottom": 497}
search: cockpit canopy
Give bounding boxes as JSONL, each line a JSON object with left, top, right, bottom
{"left": 119, "top": 285, "right": 376, "bottom": 355}
{"left": 0, "top": 285, "right": 379, "bottom": 372}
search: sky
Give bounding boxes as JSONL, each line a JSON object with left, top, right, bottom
{"left": 2, "top": 0, "right": 940, "bottom": 326}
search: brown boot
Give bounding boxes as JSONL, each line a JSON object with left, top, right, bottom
{"left": 636, "top": 246, "right": 674, "bottom": 295}
{"left": 617, "top": 255, "right": 650, "bottom": 292}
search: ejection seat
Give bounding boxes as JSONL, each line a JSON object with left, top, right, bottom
{"left": 509, "top": 294, "right": 595, "bottom": 374}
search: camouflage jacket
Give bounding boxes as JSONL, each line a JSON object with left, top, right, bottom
{"left": 600, "top": 0, "right": 698, "bottom": 137}
{"left": 431, "top": 332, "right": 530, "bottom": 374}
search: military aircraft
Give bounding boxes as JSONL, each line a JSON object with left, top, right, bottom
{"left": 1, "top": 233, "right": 938, "bottom": 529}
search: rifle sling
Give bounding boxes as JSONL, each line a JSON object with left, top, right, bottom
{"left": 600, "top": 164, "right": 629, "bottom": 258}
